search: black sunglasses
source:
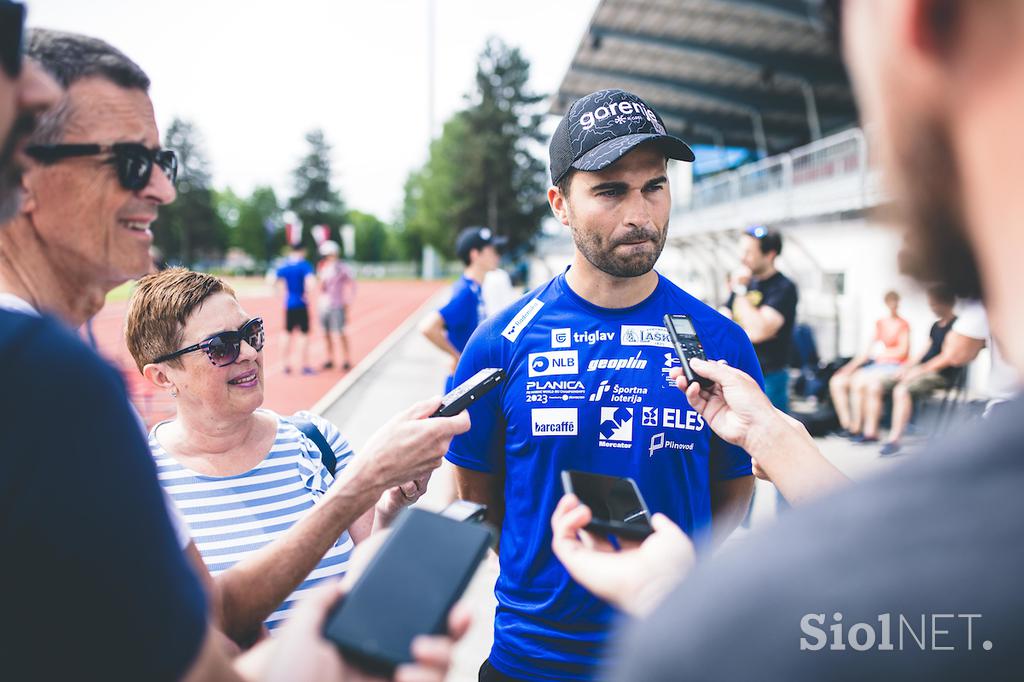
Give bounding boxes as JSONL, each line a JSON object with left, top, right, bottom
{"left": 24, "top": 142, "right": 178, "bottom": 191}
{"left": 154, "top": 318, "right": 265, "bottom": 368}
{"left": 0, "top": 1, "right": 25, "bottom": 79}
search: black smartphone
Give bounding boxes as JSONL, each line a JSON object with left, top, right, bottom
{"left": 322, "top": 508, "right": 493, "bottom": 675}
{"left": 663, "top": 313, "right": 713, "bottom": 390}
{"left": 431, "top": 367, "right": 505, "bottom": 417}
{"left": 440, "top": 499, "right": 489, "bottom": 524}
{"left": 560, "top": 470, "right": 653, "bottom": 541}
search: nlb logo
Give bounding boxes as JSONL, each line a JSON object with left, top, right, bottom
{"left": 528, "top": 350, "right": 579, "bottom": 377}
{"left": 587, "top": 351, "right": 647, "bottom": 373}
{"left": 551, "top": 328, "right": 572, "bottom": 348}
{"left": 579, "top": 99, "right": 663, "bottom": 132}
{"left": 532, "top": 408, "right": 578, "bottom": 436}
{"left": 621, "top": 325, "right": 674, "bottom": 348}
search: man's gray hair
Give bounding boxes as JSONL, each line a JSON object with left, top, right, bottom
{"left": 24, "top": 29, "right": 150, "bottom": 145}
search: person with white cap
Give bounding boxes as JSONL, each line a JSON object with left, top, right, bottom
{"left": 317, "top": 239, "right": 356, "bottom": 370}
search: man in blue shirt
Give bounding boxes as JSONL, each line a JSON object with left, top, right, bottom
{"left": 276, "top": 243, "right": 317, "bottom": 374}
{"left": 421, "top": 226, "right": 506, "bottom": 390}
{"left": 446, "top": 89, "right": 760, "bottom": 682}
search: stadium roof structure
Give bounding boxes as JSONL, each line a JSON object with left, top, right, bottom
{"left": 552, "top": 0, "right": 857, "bottom": 158}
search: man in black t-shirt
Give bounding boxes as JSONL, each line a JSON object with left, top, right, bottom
{"left": 727, "top": 226, "right": 798, "bottom": 413}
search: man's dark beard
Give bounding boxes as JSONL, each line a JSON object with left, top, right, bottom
{"left": 0, "top": 112, "right": 41, "bottom": 223}
{"left": 891, "top": 117, "right": 983, "bottom": 300}
{"left": 570, "top": 223, "right": 667, "bottom": 278}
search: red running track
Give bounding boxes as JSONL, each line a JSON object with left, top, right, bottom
{"left": 86, "top": 278, "right": 447, "bottom": 427}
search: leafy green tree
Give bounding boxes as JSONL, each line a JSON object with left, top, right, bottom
{"left": 233, "top": 186, "right": 280, "bottom": 262}
{"left": 153, "top": 118, "right": 228, "bottom": 266}
{"left": 288, "top": 129, "right": 346, "bottom": 259}
{"left": 348, "top": 210, "right": 407, "bottom": 262}
{"left": 400, "top": 38, "right": 547, "bottom": 260}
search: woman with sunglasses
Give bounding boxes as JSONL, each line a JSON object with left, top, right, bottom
{"left": 124, "top": 267, "right": 468, "bottom": 645}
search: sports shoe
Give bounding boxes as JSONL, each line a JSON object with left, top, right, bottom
{"left": 879, "top": 442, "right": 902, "bottom": 457}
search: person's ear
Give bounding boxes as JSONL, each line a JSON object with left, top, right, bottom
{"left": 143, "top": 362, "right": 175, "bottom": 391}
{"left": 18, "top": 166, "right": 38, "bottom": 214}
{"left": 907, "top": 0, "right": 962, "bottom": 62}
{"left": 548, "top": 186, "right": 570, "bottom": 227}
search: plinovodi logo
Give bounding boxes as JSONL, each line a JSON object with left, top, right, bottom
{"left": 532, "top": 408, "right": 578, "bottom": 436}
{"left": 528, "top": 350, "right": 578, "bottom": 377}
{"left": 599, "top": 407, "right": 633, "bottom": 449}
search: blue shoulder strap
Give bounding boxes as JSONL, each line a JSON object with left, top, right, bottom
{"left": 286, "top": 416, "right": 336, "bottom": 476}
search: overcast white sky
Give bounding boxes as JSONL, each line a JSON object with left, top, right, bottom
{"left": 27, "top": 0, "right": 599, "bottom": 220}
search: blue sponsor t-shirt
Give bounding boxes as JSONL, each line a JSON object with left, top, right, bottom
{"left": 439, "top": 274, "right": 485, "bottom": 354}
{"left": 445, "top": 270, "right": 762, "bottom": 681}
{"left": 277, "top": 258, "right": 315, "bottom": 309}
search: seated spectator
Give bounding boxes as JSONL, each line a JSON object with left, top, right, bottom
{"left": 859, "top": 286, "right": 960, "bottom": 453}
{"left": 125, "top": 268, "right": 467, "bottom": 643}
{"left": 829, "top": 290, "right": 910, "bottom": 442}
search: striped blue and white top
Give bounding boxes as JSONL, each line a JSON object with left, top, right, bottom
{"left": 151, "top": 409, "right": 355, "bottom": 630}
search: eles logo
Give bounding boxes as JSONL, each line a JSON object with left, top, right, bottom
{"left": 528, "top": 350, "right": 578, "bottom": 377}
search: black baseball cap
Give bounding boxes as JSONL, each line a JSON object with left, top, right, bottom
{"left": 549, "top": 89, "right": 695, "bottom": 185}
{"left": 455, "top": 226, "right": 507, "bottom": 261}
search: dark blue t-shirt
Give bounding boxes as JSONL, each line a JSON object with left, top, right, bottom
{"left": 277, "top": 258, "right": 315, "bottom": 309}
{"left": 445, "top": 271, "right": 762, "bottom": 681}
{"left": 0, "top": 311, "right": 208, "bottom": 681}
{"left": 439, "top": 274, "right": 485, "bottom": 354}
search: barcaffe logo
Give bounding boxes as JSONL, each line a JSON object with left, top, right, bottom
{"left": 578, "top": 99, "right": 663, "bottom": 133}
{"left": 532, "top": 408, "right": 578, "bottom": 436}
{"left": 528, "top": 350, "right": 579, "bottom": 377}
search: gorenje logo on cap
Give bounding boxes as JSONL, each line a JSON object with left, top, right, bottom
{"left": 578, "top": 98, "right": 664, "bottom": 133}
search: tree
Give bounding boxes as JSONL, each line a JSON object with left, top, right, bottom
{"left": 288, "top": 129, "right": 346, "bottom": 259}
{"left": 348, "top": 210, "right": 406, "bottom": 262}
{"left": 233, "top": 186, "right": 280, "bottom": 263}
{"left": 153, "top": 118, "right": 228, "bottom": 266}
{"left": 400, "top": 38, "right": 548, "bottom": 260}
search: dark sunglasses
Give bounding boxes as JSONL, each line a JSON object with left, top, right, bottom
{"left": 24, "top": 142, "right": 178, "bottom": 191}
{"left": 154, "top": 318, "right": 265, "bottom": 368}
{"left": 0, "top": 1, "right": 25, "bottom": 79}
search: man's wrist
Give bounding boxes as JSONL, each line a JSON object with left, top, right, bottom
{"left": 744, "top": 410, "right": 793, "bottom": 463}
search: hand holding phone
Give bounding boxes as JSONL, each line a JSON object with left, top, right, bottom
{"left": 663, "top": 313, "right": 714, "bottom": 390}
{"left": 322, "top": 509, "right": 492, "bottom": 675}
{"left": 431, "top": 367, "right": 505, "bottom": 417}
{"left": 560, "top": 470, "right": 653, "bottom": 540}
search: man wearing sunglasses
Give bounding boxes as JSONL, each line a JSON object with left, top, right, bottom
{"left": 0, "top": 24, "right": 468, "bottom": 682}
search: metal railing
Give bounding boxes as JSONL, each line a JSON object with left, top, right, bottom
{"left": 683, "top": 127, "right": 877, "bottom": 225}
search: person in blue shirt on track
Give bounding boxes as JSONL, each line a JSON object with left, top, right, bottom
{"left": 445, "top": 89, "right": 761, "bottom": 682}
{"left": 420, "top": 225, "right": 506, "bottom": 391}
{"left": 276, "top": 243, "right": 316, "bottom": 374}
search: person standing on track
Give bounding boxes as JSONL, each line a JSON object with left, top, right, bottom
{"left": 276, "top": 243, "right": 316, "bottom": 375}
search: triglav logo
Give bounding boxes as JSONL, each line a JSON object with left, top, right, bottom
{"left": 599, "top": 407, "right": 633, "bottom": 449}
{"left": 528, "top": 350, "right": 578, "bottom": 377}
{"left": 578, "top": 99, "right": 663, "bottom": 133}
{"left": 531, "top": 408, "right": 578, "bottom": 436}
{"left": 551, "top": 328, "right": 572, "bottom": 348}
{"left": 621, "top": 325, "right": 674, "bottom": 348}
{"left": 587, "top": 351, "right": 648, "bottom": 373}
{"left": 575, "top": 330, "right": 615, "bottom": 345}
